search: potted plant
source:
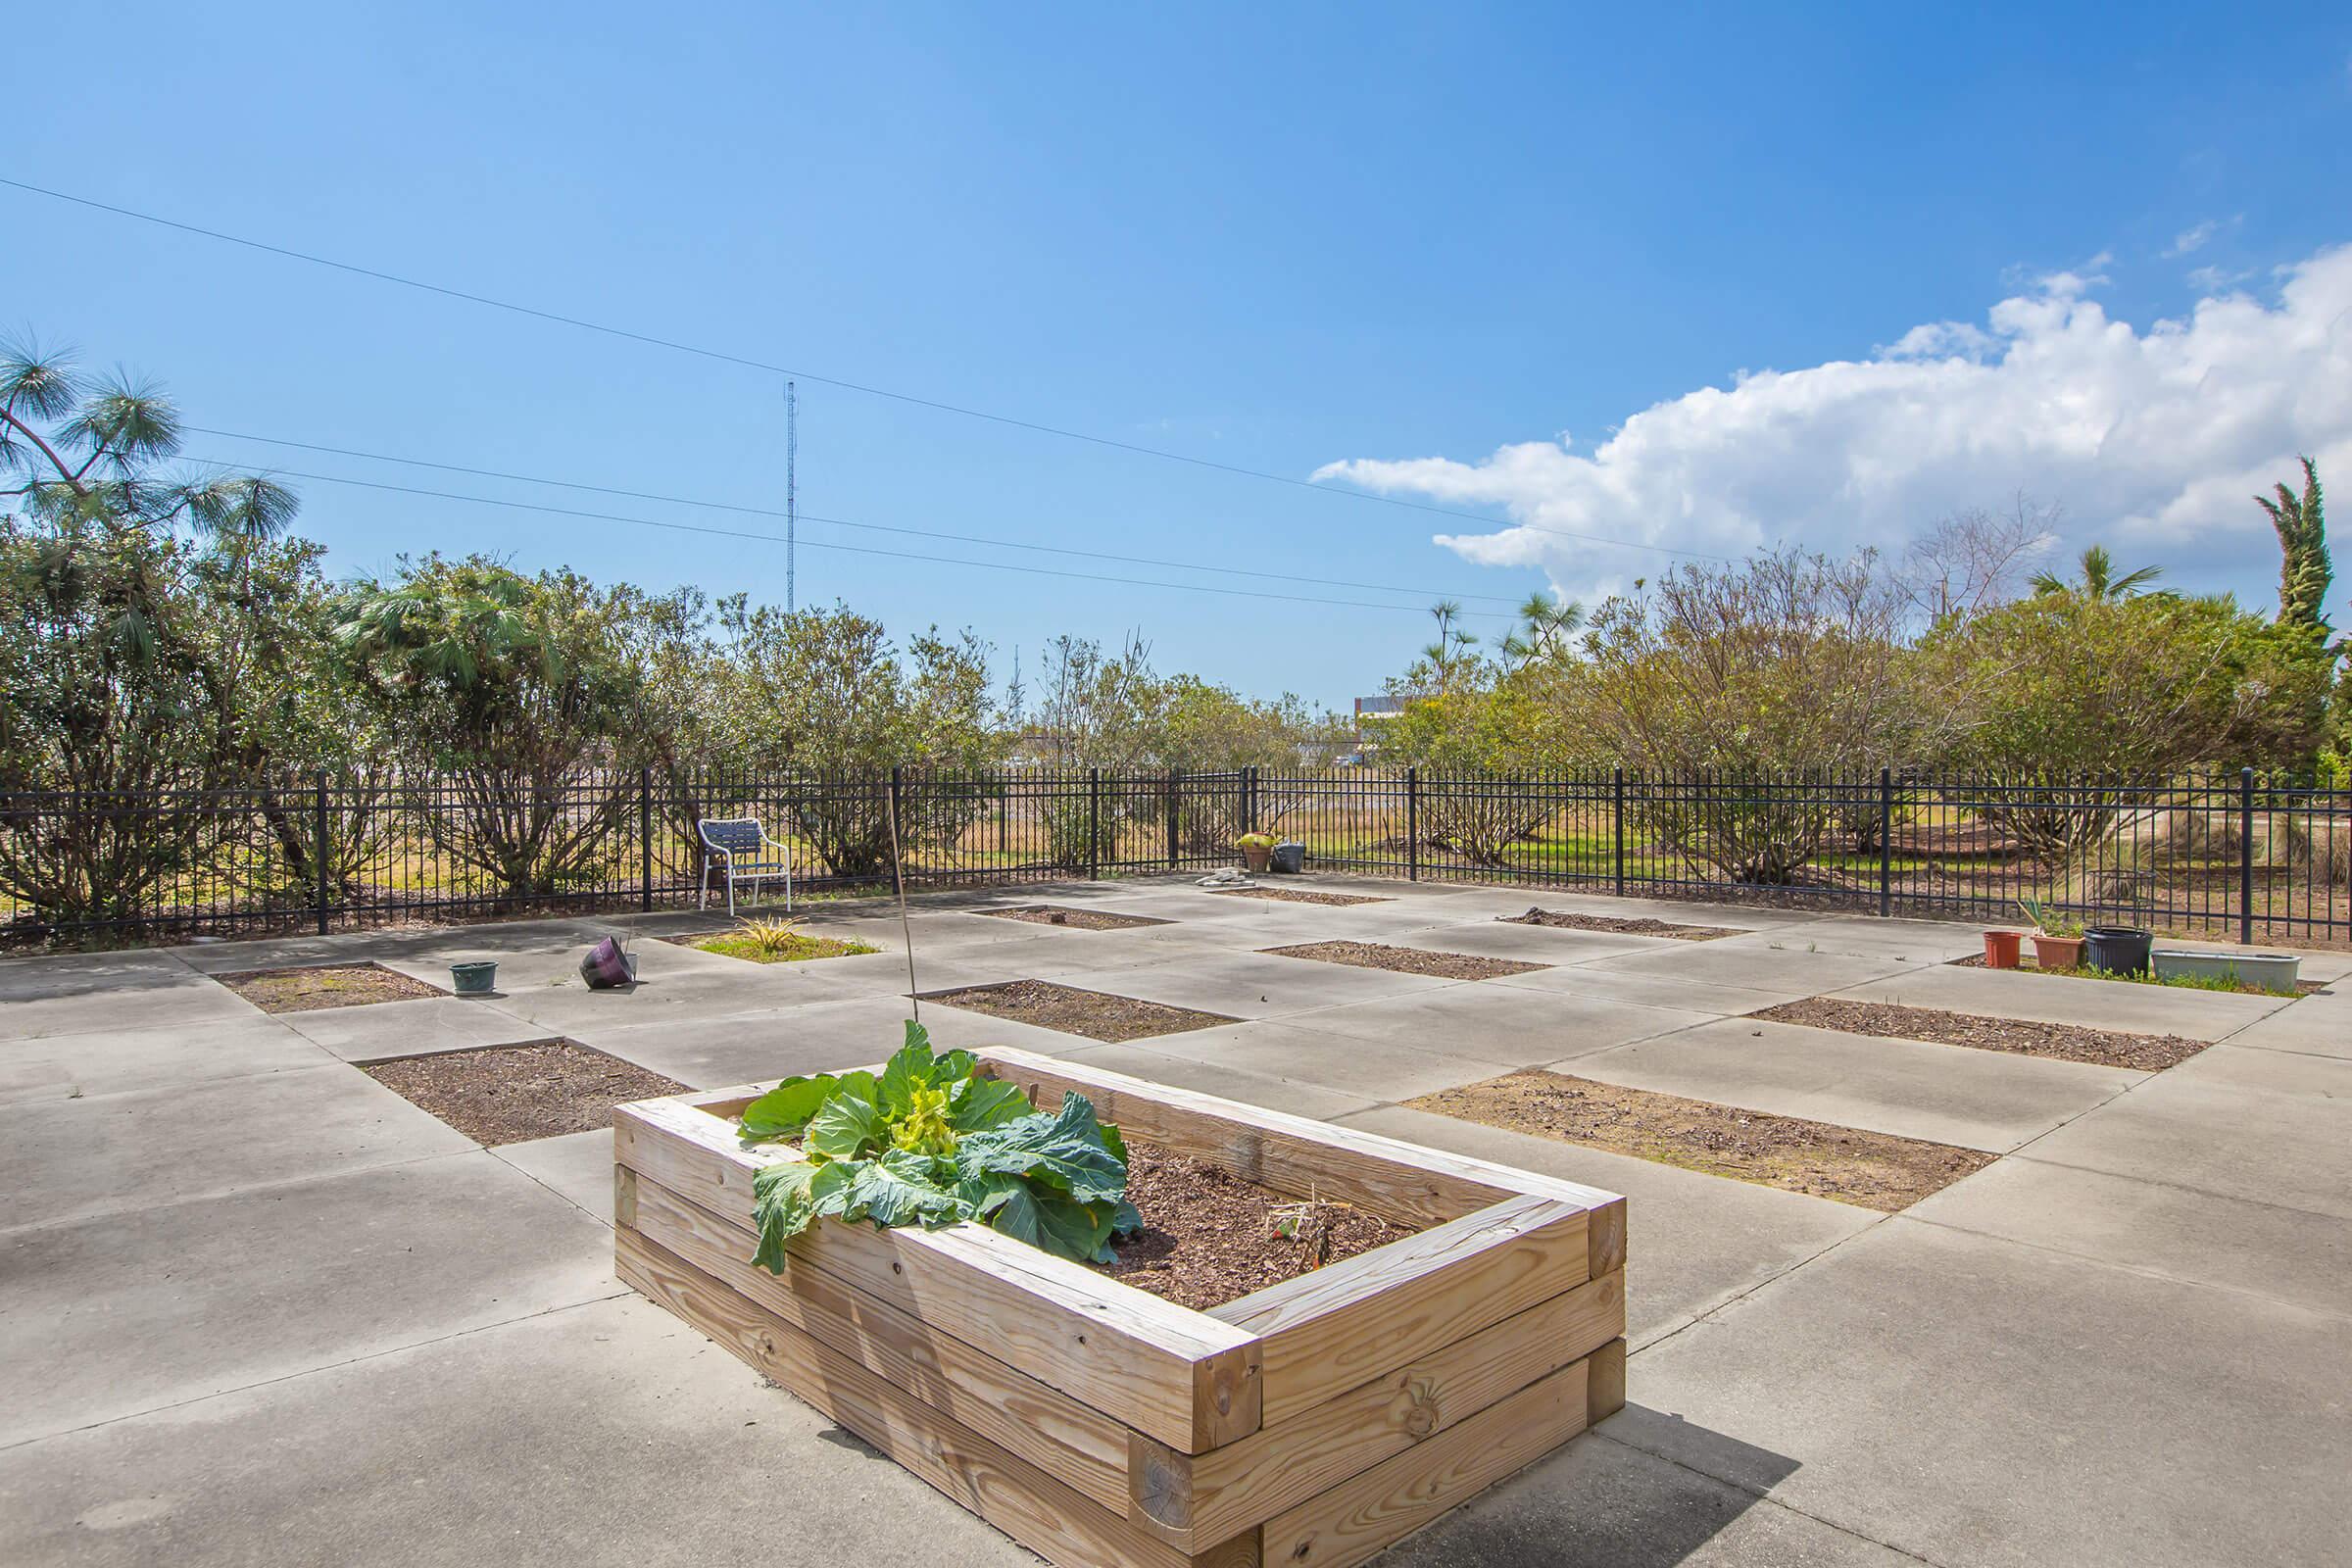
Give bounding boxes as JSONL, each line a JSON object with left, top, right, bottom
{"left": 1236, "top": 832, "right": 1277, "bottom": 873}
{"left": 2017, "top": 899, "right": 2084, "bottom": 971}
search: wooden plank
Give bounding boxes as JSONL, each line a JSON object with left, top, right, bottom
{"left": 1587, "top": 1335, "right": 1628, "bottom": 1427}
{"left": 1258, "top": 1355, "right": 1592, "bottom": 1568}
{"left": 626, "top": 1170, "right": 1132, "bottom": 1513}
{"left": 616, "top": 1228, "right": 1261, "bottom": 1568}
{"left": 1209, "top": 1194, "right": 1592, "bottom": 1426}
{"left": 977, "top": 1046, "right": 1627, "bottom": 1249}
{"left": 1131, "top": 1270, "right": 1623, "bottom": 1548}
{"left": 615, "top": 1097, "right": 1260, "bottom": 1451}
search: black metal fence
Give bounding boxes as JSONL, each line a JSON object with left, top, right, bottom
{"left": 4, "top": 764, "right": 2346, "bottom": 948}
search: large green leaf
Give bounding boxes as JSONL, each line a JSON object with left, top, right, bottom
{"left": 804, "top": 1091, "right": 885, "bottom": 1160}
{"left": 982, "top": 1182, "right": 1120, "bottom": 1264}
{"left": 948, "top": 1075, "right": 1032, "bottom": 1134}
{"left": 955, "top": 1092, "right": 1126, "bottom": 1203}
{"left": 750, "top": 1159, "right": 822, "bottom": 1273}
{"left": 738, "top": 1075, "right": 839, "bottom": 1141}
{"left": 838, "top": 1150, "right": 965, "bottom": 1229}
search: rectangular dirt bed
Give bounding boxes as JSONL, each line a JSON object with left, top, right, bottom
{"left": 1207, "top": 885, "right": 1390, "bottom": 906}
{"left": 925, "top": 978, "right": 1238, "bottom": 1041}
{"left": 1262, "top": 940, "right": 1546, "bottom": 980}
{"left": 365, "top": 1040, "right": 687, "bottom": 1145}
{"left": 1409, "top": 1070, "right": 1991, "bottom": 1212}
{"left": 1500, "top": 907, "right": 1743, "bottom": 941}
{"left": 1754, "top": 997, "right": 2207, "bottom": 1070}
{"left": 1103, "top": 1142, "right": 1419, "bottom": 1310}
{"left": 979, "top": 905, "right": 1174, "bottom": 930}
{"left": 219, "top": 962, "right": 443, "bottom": 1012}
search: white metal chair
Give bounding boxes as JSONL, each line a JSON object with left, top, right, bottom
{"left": 697, "top": 817, "right": 794, "bottom": 915}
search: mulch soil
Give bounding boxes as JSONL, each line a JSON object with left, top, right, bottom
{"left": 1206, "top": 886, "right": 1391, "bottom": 906}
{"left": 1262, "top": 940, "right": 1546, "bottom": 980}
{"left": 1101, "top": 1143, "right": 1417, "bottom": 1310}
{"left": 1499, "top": 907, "right": 1744, "bottom": 941}
{"left": 218, "top": 962, "right": 443, "bottom": 1013}
{"left": 926, "top": 979, "right": 1238, "bottom": 1042}
{"left": 363, "top": 1041, "right": 687, "bottom": 1146}
{"left": 1408, "top": 1070, "right": 1993, "bottom": 1212}
{"left": 1754, "top": 996, "right": 2208, "bottom": 1070}
{"left": 979, "top": 905, "right": 1174, "bottom": 931}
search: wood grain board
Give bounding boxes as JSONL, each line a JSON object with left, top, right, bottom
{"left": 613, "top": 1053, "right": 1625, "bottom": 1567}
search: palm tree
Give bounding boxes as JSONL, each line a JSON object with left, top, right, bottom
{"left": 2030, "top": 543, "right": 2163, "bottom": 600}
{"left": 1496, "top": 591, "right": 1585, "bottom": 667}
{"left": 2255, "top": 457, "right": 2328, "bottom": 636}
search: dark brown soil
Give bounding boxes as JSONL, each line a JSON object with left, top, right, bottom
{"left": 219, "top": 962, "right": 443, "bottom": 1013}
{"left": 979, "top": 905, "right": 1174, "bottom": 931}
{"left": 1947, "top": 952, "right": 2328, "bottom": 996}
{"left": 1261, "top": 940, "right": 1546, "bottom": 980}
{"left": 1408, "top": 1071, "right": 1993, "bottom": 1212}
{"left": 1207, "top": 886, "right": 1391, "bottom": 906}
{"left": 1500, "top": 907, "right": 1744, "bottom": 941}
{"left": 1755, "top": 996, "right": 2208, "bottom": 1070}
{"left": 1100, "top": 1143, "right": 1417, "bottom": 1310}
{"left": 363, "top": 1041, "right": 687, "bottom": 1146}
{"left": 926, "top": 979, "right": 1239, "bottom": 1042}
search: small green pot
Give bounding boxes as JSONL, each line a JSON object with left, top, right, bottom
{"left": 449, "top": 960, "right": 499, "bottom": 996}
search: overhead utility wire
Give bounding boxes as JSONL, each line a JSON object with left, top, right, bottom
{"left": 2, "top": 174, "right": 1720, "bottom": 563}
{"left": 183, "top": 456, "right": 1521, "bottom": 620}
{"left": 183, "top": 424, "right": 1526, "bottom": 606}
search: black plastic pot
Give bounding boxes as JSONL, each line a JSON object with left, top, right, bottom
{"left": 2082, "top": 925, "right": 2153, "bottom": 976}
{"left": 1271, "top": 841, "right": 1306, "bottom": 874}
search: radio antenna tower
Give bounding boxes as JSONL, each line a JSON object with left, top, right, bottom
{"left": 785, "top": 379, "right": 799, "bottom": 612}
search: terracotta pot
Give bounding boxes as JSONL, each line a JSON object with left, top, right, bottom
{"left": 1241, "top": 844, "right": 1272, "bottom": 873}
{"left": 2031, "top": 934, "right": 2084, "bottom": 971}
{"left": 1983, "top": 929, "right": 2024, "bottom": 969}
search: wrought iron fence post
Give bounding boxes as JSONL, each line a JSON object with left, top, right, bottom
{"left": 2239, "top": 765, "right": 2255, "bottom": 946}
{"left": 1245, "top": 764, "right": 1259, "bottom": 833}
{"left": 639, "top": 767, "right": 655, "bottom": 912}
{"left": 1406, "top": 767, "right": 1420, "bottom": 882}
{"left": 888, "top": 765, "right": 906, "bottom": 883}
{"left": 1087, "top": 768, "right": 1101, "bottom": 881}
{"left": 1165, "top": 769, "right": 1181, "bottom": 868}
{"left": 313, "top": 769, "right": 330, "bottom": 936}
{"left": 1613, "top": 767, "right": 1627, "bottom": 899}
{"left": 1879, "top": 767, "right": 1893, "bottom": 918}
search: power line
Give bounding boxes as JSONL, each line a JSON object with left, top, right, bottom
{"left": 183, "top": 455, "right": 1522, "bottom": 620}
{"left": 180, "top": 423, "right": 1528, "bottom": 605}
{"left": 2, "top": 174, "right": 1720, "bottom": 563}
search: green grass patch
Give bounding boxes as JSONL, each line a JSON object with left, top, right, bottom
{"left": 694, "top": 929, "right": 878, "bottom": 963}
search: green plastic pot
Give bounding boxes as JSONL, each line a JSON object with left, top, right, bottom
{"left": 449, "top": 960, "right": 499, "bottom": 996}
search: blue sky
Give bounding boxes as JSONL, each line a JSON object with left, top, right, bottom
{"left": 8, "top": 2, "right": 2350, "bottom": 707}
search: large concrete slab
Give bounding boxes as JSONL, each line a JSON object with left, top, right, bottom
{"left": 1050, "top": 1039, "right": 1386, "bottom": 1122}
{"left": 1566, "top": 1016, "right": 2139, "bottom": 1152}
{"left": 1050, "top": 949, "right": 1462, "bottom": 1020}
{"left": 1488, "top": 960, "right": 1802, "bottom": 1016}
{"left": 1590, "top": 941, "right": 1933, "bottom": 996}
{"left": 0, "top": 1017, "right": 331, "bottom": 1106}
{"left": 165, "top": 915, "right": 612, "bottom": 974}
{"left": 1105, "top": 1018, "right": 1522, "bottom": 1102}
{"left": 1377, "top": 1426, "right": 1915, "bottom": 1568}
{"left": 1742, "top": 914, "right": 1989, "bottom": 963}
{"left": 278, "top": 995, "right": 558, "bottom": 1061}
{"left": 0, "top": 1152, "right": 617, "bottom": 1447}
{"left": 2014, "top": 1052, "right": 2352, "bottom": 1219}
{"left": 573, "top": 994, "right": 1077, "bottom": 1090}
{"left": 1833, "top": 962, "right": 2294, "bottom": 1041}
{"left": 0, "top": 1295, "right": 1031, "bottom": 1568}
{"left": 2217, "top": 988, "right": 2352, "bottom": 1058}
{"left": 1624, "top": 1218, "right": 2352, "bottom": 1568}
{"left": 1906, "top": 1154, "right": 2352, "bottom": 1315}
{"left": 1377, "top": 917, "right": 1683, "bottom": 964}
{"left": 1285, "top": 983, "right": 1717, "bottom": 1064}
{"left": 492, "top": 1129, "right": 618, "bottom": 1227}
{"left": 1336, "top": 1104, "right": 1883, "bottom": 1347}
{"left": 0, "top": 1063, "right": 472, "bottom": 1231}
{"left": 0, "top": 952, "right": 256, "bottom": 1041}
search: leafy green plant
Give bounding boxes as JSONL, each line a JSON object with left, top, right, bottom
{"left": 2015, "top": 898, "right": 2082, "bottom": 939}
{"left": 738, "top": 1022, "right": 1140, "bottom": 1273}
{"left": 736, "top": 915, "right": 807, "bottom": 956}
{"left": 1235, "top": 832, "right": 1278, "bottom": 851}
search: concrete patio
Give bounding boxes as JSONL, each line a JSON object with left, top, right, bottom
{"left": 3, "top": 876, "right": 2345, "bottom": 1566}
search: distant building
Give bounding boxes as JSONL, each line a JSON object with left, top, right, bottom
{"left": 1351, "top": 695, "right": 1408, "bottom": 760}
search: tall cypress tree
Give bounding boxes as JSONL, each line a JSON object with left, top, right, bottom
{"left": 2258, "top": 457, "right": 2330, "bottom": 638}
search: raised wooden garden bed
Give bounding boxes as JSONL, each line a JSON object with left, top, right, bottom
{"left": 613, "top": 1047, "right": 1626, "bottom": 1568}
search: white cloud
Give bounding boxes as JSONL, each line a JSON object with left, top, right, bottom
{"left": 2166, "top": 220, "right": 2219, "bottom": 257}
{"left": 1313, "top": 246, "right": 2352, "bottom": 607}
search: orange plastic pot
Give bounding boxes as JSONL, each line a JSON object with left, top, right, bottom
{"left": 2031, "top": 934, "right": 2084, "bottom": 971}
{"left": 1983, "top": 929, "right": 2024, "bottom": 969}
